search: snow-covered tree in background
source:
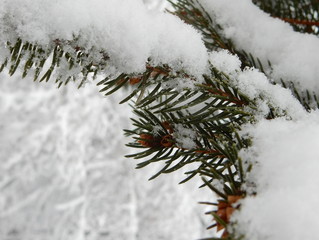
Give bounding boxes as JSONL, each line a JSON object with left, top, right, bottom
{"left": 0, "top": 0, "right": 319, "bottom": 239}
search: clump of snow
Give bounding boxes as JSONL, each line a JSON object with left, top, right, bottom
{"left": 173, "top": 124, "right": 197, "bottom": 149}
{"left": 209, "top": 50, "right": 306, "bottom": 119}
{"left": 209, "top": 50, "right": 242, "bottom": 74}
{"left": 162, "top": 77, "right": 197, "bottom": 91}
{"left": 202, "top": 0, "right": 319, "bottom": 92}
{"left": 232, "top": 111, "right": 319, "bottom": 240}
{"left": 211, "top": 179, "right": 224, "bottom": 192}
{"left": 0, "top": 0, "right": 208, "bottom": 77}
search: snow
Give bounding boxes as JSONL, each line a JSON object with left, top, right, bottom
{"left": 233, "top": 112, "right": 319, "bottom": 240}
{"left": 202, "top": 0, "right": 319, "bottom": 92}
{"left": 162, "top": 77, "right": 197, "bottom": 91}
{"left": 0, "top": 72, "right": 213, "bottom": 240}
{"left": 0, "top": 0, "right": 208, "bottom": 77}
{"left": 173, "top": 124, "right": 197, "bottom": 149}
{"left": 1, "top": 0, "right": 319, "bottom": 239}
{"left": 143, "top": 0, "right": 170, "bottom": 10}
{"left": 209, "top": 50, "right": 306, "bottom": 119}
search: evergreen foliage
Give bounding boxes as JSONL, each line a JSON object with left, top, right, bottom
{"left": 253, "top": 0, "right": 319, "bottom": 35}
{"left": 0, "top": 0, "right": 318, "bottom": 239}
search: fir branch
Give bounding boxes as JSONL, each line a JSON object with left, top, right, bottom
{"left": 279, "top": 17, "right": 319, "bottom": 26}
{"left": 252, "top": 0, "right": 319, "bottom": 34}
{"left": 170, "top": 0, "right": 319, "bottom": 112}
{"left": 1, "top": 38, "right": 109, "bottom": 87}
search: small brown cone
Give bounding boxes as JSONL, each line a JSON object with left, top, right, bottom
{"left": 228, "top": 195, "right": 242, "bottom": 205}
{"left": 138, "top": 134, "right": 160, "bottom": 148}
{"left": 129, "top": 77, "right": 142, "bottom": 85}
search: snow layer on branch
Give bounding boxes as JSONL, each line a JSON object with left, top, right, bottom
{"left": 0, "top": 0, "right": 208, "bottom": 76}
{"left": 209, "top": 50, "right": 306, "bottom": 119}
{"left": 173, "top": 124, "right": 197, "bottom": 149}
{"left": 233, "top": 111, "right": 319, "bottom": 240}
{"left": 201, "top": 0, "right": 319, "bottom": 92}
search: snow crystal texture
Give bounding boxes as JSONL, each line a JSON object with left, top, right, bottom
{"left": 235, "top": 113, "right": 319, "bottom": 240}
{"left": 0, "top": 0, "right": 208, "bottom": 77}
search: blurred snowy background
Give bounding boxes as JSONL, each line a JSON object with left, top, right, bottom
{"left": 0, "top": 71, "right": 213, "bottom": 240}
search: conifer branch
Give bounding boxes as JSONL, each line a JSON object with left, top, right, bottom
{"left": 1, "top": 0, "right": 318, "bottom": 239}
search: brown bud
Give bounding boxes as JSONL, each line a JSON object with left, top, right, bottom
{"left": 218, "top": 201, "right": 228, "bottom": 210}
{"left": 138, "top": 134, "right": 161, "bottom": 148}
{"left": 228, "top": 195, "right": 242, "bottom": 205}
{"left": 217, "top": 208, "right": 227, "bottom": 222}
{"left": 162, "top": 121, "right": 174, "bottom": 134}
{"left": 161, "top": 135, "right": 174, "bottom": 147}
{"left": 129, "top": 77, "right": 142, "bottom": 85}
{"left": 226, "top": 207, "right": 235, "bottom": 222}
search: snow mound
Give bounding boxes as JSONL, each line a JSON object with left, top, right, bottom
{"left": 234, "top": 111, "right": 319, "bottom": 240}
{"left": 0, "top": 0, "right": 208, "bottom": 77}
